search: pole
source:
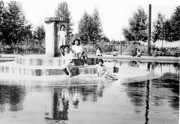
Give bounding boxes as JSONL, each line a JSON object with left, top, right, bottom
{"left": 148, "top": 4, "right": 152, "bottom": 55}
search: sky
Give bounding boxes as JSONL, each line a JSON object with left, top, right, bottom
{"left": 3, "top": 0, "right": 180, "bottom": 41}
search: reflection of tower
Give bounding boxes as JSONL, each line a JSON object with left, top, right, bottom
{"left": 45, "top": 87, "right": 69, "bottom": 121}
{"left": 53, "top": 88, "right": 59, "bottom": 119}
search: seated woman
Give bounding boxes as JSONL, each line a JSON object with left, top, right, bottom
{"left": 72, "top": 39, "right": 88, "bottom": 65}
{"left": 60, "top": 45, "right": 67, "bottom": 56}
{"left": 96, "top": 59, "right": 118, "bottom": 80}
{"left": 61, "top": 45, "right": 74, "bottom": 77}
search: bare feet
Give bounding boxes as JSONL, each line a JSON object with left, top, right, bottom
{"left": 69, "top": 73, "right": 72, "bottom": 77}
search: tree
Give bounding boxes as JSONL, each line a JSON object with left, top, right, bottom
{"left": 164, "top": 19, "right": 173, "bottom": 42}
{"left": 0, "top": 0, "right": 8, "bottom": 43}
{"left": 153, "top": 6, "right": 180, "bottom": 42}
{"left": 152, "top": 13, "right": 166, "bottom": 42}
{"left": 123, "top": 7, "right": 148, "bottom": 42}
{"left": 170, "top": 6, "right": 180, "bottom": 41}
{"left": 101, "top": 35, "right": 110, "bottom": 42}
{"left": 78, "top": 12, "right": 93, "bottom": 44}
{"left": 3, "top": 1, "right": 32, "bottom": 46}
{"left": 33, "top": 25, "right": 45, "bottom": 41}
{"left": 55, "top": 2, "right": 73, "bottom": 43}
{"left": 78, "top": 8, "right": 103, "bottom": 45}
{"left": 91, "top": 8, "right": 103, "bottom": 43}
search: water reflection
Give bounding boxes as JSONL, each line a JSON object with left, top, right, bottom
{"left": 145, "top": 80, "right": 150, "bottom": 124}
{"left": 123, "top": 62, "right": 179, "bottom": 124}
{"left": 0, "top": 84, "right": 25, "bottom": 112}
{"left": 45, "top": 80, "right": 112, "bottom": 122}
{"left": 128, "top": 61, "right": 140, "bottom": 68}
{"left": 0, "top": 61, "right": 179, "bottom": 124}
{"left": 124, "top": 81, "right": 146, "bottom": 109}
{"left": 110, "top": 61, "right": 180, "bottom": 78}
{"left": 124, "top": 61, "right": 179, "bottom": 75}
{"left": 152, "top": 73, "right": 179, "bottom": 110}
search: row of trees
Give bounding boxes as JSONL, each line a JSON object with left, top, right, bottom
{"left": 1, "top": 1, "right": 179, "bottom": 54}
{"left": 0, "top": 0, "right": 45, "bottom": 53}
{"left": 0, "top": 0, "right": 105, "bottom": 54}
{"left": 52, "top": 2, "right": 106, "bottom": 46}
{"left": 0, "top": 1, "right": 74, "bottom": 53}
{"left": 0, "top": 1, "right": 31, "bottom": 46}
{"left": 53, "top": 2, "right": 106, "bottom": 46}
{"left": 153, "top": 6, "right": 180, "bottom": 42}
{"left": 123, "top": 6, "right": 180, "bottom": 43}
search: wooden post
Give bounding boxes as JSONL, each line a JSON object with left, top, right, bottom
{"left": 148, "top": 4, "right": 152, "bottom": 55}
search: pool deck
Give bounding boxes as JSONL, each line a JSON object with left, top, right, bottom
{"left": 89, "top": 54, "right": 180, "bottom": 63}
{"left": 0, "top": 54, "right": 179, "bottom": 63}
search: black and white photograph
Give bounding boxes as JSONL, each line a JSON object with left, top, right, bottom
{"left": 0, "top": 0, "right": 179, "bottom": 124}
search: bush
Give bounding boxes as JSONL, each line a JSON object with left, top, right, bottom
{"left": 153, "top": 47, "right": 180, "bottom": 57}
{"left": 96, "top": 41, "right": 119, "bottom": 53}
{"left": 1, "top": 39, "right": 45, "bottom": 54}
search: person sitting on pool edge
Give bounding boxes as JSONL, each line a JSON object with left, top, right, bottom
{"left": 71, "top": 38, "right": 88, "bottom": 66}
{"left": 61, "top": 45, "right": 74, "bottom": 77}
{"left": 96, "top": 59, "right": 118, "bottom": 80}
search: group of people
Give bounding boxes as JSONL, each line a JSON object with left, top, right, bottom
{"left": 58, "top": 24, "right": 117, "bottom": 80}
{"left": 59, "top": 39, "right": 88, "bottom": 77}
{"left": 57, "top": 24, "right": 88, "bottom": 77}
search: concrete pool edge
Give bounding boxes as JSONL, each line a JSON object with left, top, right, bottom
{"left": 0, "top": 54, "right": 179, "bottom": 63}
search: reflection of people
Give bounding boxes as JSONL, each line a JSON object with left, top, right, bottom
{"left": 58, "top": 25, "right": 66, "bottom": 48}
{"left": 61, "top": 45, "right": 74, "bottom": 77}
{"left": 72, "top": 92, "right": 79, "bottom": 109}
{"left": 72, "top": 39, "right": 88, "bottom": 65}
{"left": 96, "top": 59, "right": 118, "bottom": 80}
{"left": 129, "top": 61, "right": 139, "bottom": 67}
{"left": 59, "top": 93, "right": 69, "bottom": 120}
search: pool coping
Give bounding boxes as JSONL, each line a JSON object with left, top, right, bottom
{"left": 0, "top": 54, "right": 179, "bottom": 63}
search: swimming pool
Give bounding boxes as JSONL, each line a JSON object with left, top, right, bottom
{"left": 0, "top": 61, "right": 179, "bottom": 124}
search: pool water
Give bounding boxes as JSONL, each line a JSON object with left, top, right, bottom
{"left": 0, "top": 61, "right": 179, "bottom": 124}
